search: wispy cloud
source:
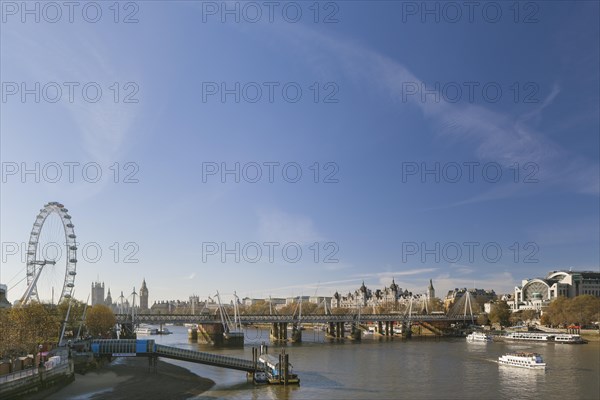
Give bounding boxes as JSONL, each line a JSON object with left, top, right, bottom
{"left": 256, "top": 209, "right": 323, "bottom": 245}
{"left": 3, "top": 27, "right": 141, "bottom": 202}
{"left": 433, "top": 271, "right": 517, "bottom": 295}
{"left": 186, "top": 272, "right": 196, "bottom": 280}
{"left": 526, "top": 217, "right": 600, "bottom": 246}
{"left": 272, "top": 25, "right": 599, "bottom": 204}
{"left": 248, "top": 277, "right": 365, "bottom": 297}
{"left": 353, "top": 268, "right": 438, "bottom": 279}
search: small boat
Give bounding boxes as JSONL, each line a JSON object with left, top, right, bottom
{"left": 554, "top": 334, "right": 587, "bottom": 344}
{"left": 466, "top": 332, "right": 492, "bottom": 342}
{"left": 157, "top": 328, "right": 172, "bottom": 335}
{"left": 498, "top": 352, "right": 546, "bottom": 369}
{"left": 363, "top": 327, "right": 375, "bottom": 335}
{"left": 258, "top": 354, "right": 300, "bottom": 384}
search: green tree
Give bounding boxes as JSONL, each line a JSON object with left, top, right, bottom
{"left": 489, "top": 301, "right": 511, "bottom": 328}
{"left": 86, "top": 304, "right": 116, "bottom": 337}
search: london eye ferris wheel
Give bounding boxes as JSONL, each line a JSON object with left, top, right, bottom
{"left": 21, "top": 202, "right": 77, "bottom": 305}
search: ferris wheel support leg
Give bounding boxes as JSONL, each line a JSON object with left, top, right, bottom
{"left": 19, "top": 265, "right": 45, "bottom": 305}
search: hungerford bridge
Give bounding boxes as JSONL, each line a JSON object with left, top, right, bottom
{"left": 116, "top": 293, "right": 479, "bottom": 343}
{"left": 116, "top": 312, "right": 468, "bottom": 325}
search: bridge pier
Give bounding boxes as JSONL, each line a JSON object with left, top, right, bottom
{"left": 325, "top": 322, "right": 344, "bottom": 339}
{"left": 270, "top": 322, "right": 288, "bottom": 343}
{"left": 402, "top": 321, "right": 412, "bottom": 338}
{"left": 291, "top": 324, "right": 302, "bottom": 343}
{"left": 197, "top": 323, "right": 223, "bottom": 345}
{"left": 326, "top": 322, "right": 335, "bottom": 338}
{"left": 377, "top": 321, "right": 383, "bottom": 335}
{"left": 349, "top": 322, "right": 361, "bottom": 341}
{"left": 188, "top": 327, "right": 198, "bottom": 341}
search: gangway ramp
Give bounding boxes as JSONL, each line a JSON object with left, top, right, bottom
{"left": 91, "top": 339, "right": 262, "bottom": 372}
{"left": 155, "top": 344, "right": 261, "bottom": 372}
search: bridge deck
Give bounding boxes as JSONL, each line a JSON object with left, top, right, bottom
{"left": 116, "top": 313, "right": 471, "bottom": 324}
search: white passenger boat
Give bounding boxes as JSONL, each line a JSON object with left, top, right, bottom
{"left": 135, "top": 325, "right": 158, "bottom": 335}
{"left": 504, "top": 332, "right": 553, "bottom": 341}
{"left": 466, "top": 332, "right": 492, "bottom": 342}
{"left": 554, "top": 334, "right": 586, "bottom": 344}
{"left": 498, "top": 352, "right": 546, "bottom": 369}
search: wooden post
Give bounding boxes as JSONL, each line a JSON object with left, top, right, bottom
{"left": 284, "top": 353, "right": 289, "bottom": 385}
{"left": 278, "top": 353, "right": 283, "bottom": 383}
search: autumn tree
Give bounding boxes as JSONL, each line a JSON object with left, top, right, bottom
{"left": 477, "top": 313, "right": 490, "bottom": 326}
{"left": 542, "top": 295, "right": 600, "bottom": 327}
{"left": 56, "top": 298, "right": 87, "bottom": 339}
{"left": 243, "top": 301, "right": 272, "bottom": 315}
{"left": 2, "top": 302, "right": 61, "bottom": 358}
{"left": 428, "top": 298, "right": 445, "bottom": 312}
{"left": 86, "top": 304, "right": 116, "bottom": 337}
{"left": 489, "top": 301, "right": 511, "bottom": 328}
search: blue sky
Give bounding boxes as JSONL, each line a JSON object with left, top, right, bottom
{"left": 1, "top": 1, "right": 598, "bottom": 305}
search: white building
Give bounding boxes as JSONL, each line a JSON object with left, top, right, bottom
{"left": 0, "top": 284, "right": 11, "bottom": 309}
{"left": 332, "top": 279, "right": 430, "bottom": 310}
{"left": 513, "top": 270, "right": 600, "bottom": 311}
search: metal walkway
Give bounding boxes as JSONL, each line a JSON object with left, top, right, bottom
{"left": 91, "top": 339, "right": 262, "bottom": 373}
{"left": 155, "top": 344, "right": 262, "bottom": 372}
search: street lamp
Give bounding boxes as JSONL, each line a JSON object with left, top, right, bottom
{"left": 38, "top": 344, "right": 43, "bottom": 367}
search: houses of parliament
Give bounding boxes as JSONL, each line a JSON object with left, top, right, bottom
{"left": 91, "top": 279, "right": 149, "bottom": 313}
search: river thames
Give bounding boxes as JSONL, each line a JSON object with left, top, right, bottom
{"left": 129, "top": 326, "right": 600, "bottom": 400}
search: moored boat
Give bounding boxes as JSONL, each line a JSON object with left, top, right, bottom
{"left": 258, "top": 354, "right": 300, "bottom": 384}
{"left": 554, "top": 334, "right": 587, "bottom": 344}
{"left": 503, "top": 332, "right": 553, "bottom": 342}
{"left": 466, "top": 332, "right": 492, "bottom": 342}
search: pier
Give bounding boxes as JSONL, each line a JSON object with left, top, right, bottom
{"left": 90, "top": 339, "right": 298, "bottom": 385}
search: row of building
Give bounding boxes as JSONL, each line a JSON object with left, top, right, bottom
{"left": 86, "top": 269, "right": 600, "bottom": 315}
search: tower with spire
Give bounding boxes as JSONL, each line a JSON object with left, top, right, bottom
{"left": 427, "top": 279, "right": 435, "bottom": 300}
{"left": 105, "top": 288, "right": 113, "bottom": 306}
{"left": 140, "top": 279, "right": 149, "bottom": 311}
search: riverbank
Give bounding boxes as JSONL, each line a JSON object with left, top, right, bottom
{"left": 581, "top": 330, "right": 600, "bottom": 342}
{"left": 45, "top": 357, "right": 214, "bottom": 400}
